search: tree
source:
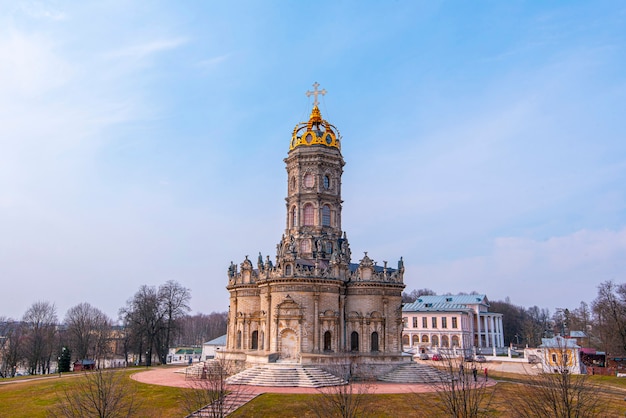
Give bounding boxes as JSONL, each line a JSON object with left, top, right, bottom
{"left": 309, "top": 355, "right": 372, "bottom": 418}
{"left": 510, "top": 341, "right": 605, "bottom": 418}
{"left": 402, "top": 288, "right": 436, "bottom": 303}
{"left": 58, "top": 346, "right": 71, "bottom": 373}
{"left": 412, "top": 355, "right": 494, "bottom": 418}
{"left": 0, "top": 318, "right": 23, "bottom": 378}
{"left": 22, "top": 301, "right": 57, "bottom": 375}
{"left": 119, "top": 280, "right": 191, "bottom": 366}
{"left": 175, "top": 312, "right": 228, "bottom": 346}
{"left": 591, "top": 280, "right": 626, "bottom": 355}
{"left": 65, "top": 303, "right": 112, "bottom": 363}
{"left": 49, "top": 370, "right": 140, "bottom": 418}
{"left": 156, "top": 280, "right": 191, "bottom": 364}
{"left": 181, "top": 357, "right": 249, "bottom": 418}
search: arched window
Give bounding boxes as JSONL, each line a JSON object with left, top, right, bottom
{"left": 290, "top": 176, "right": 296, "bottom": 192}
{"left": 300, "top": 239, "right": 310, "bottom": 253}
{"left": 323, "top": 175, "right": 330, "bottom": 190}
{"left": 251, "top": 330, "right": 258, "bottom": 350}
{"left": 402, "top": 335, "right": 409, "bottom": 346}
{"left": 451, "top": 335, "right": 460, "bottom": 347}
{"left": 432, "top": 335, "right": 439, "bottom": 347}
{"left": 324, "top": 331, "right": 332, "bottom": 352}
{"left": 441, "top": 335, "right": 449, "bottom": 348}
{"left": 303, "top": 203, "right": 314, "bottom": 225}
{"left": 351, "top": 331, "right": 359, "bottom": 352}
{"left": 421, "top": 335, "right": 429, "bottom": 343}
{"left": 290, "top": 206, "right": 297, "bottom": 228}
{"left": 321, "top": 205, "right": 331, "bottom": 226}
{"left": 371, "top": 332, "right": 379, "bottom": 352}
{"left": 285, "top": 264, "right": 292, "bottom": 276}
{"left": 237, "top": 331, "right": 242, "bottom": 349}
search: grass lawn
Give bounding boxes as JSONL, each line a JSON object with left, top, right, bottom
{"left": 2, "top": 368, "right": 626, "bottom": 417}
{"left": 0, "top": 369, "right": 191, "bottom": 418}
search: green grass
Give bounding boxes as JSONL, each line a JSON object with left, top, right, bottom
{"left": 0, "top": 369, "right": 191, "bottom": 418}
{"left": 2, "top": 369, "right": 626, "bottom": 417}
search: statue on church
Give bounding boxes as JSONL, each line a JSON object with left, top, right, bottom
{"left": 228, "top": 261, "right": 236, "bottom": 278}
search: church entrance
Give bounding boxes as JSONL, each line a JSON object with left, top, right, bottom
{"left": 280, "top": 329, "right": 297, "bottom": 360}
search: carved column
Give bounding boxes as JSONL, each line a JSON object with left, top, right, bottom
{"left": 314, "top": 293, "right": 319, "bottom": 352}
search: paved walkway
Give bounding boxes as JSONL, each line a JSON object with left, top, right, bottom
{"left": 131, "top": 366, "right": 497, "bottom": 395}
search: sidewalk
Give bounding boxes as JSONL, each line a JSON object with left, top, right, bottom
{"left": 130, "top": 366, "right": 497, "bottom": 395}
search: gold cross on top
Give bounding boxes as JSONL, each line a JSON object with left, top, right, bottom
{"left": 306, "top": 82, "right": 327, "bottom": 107}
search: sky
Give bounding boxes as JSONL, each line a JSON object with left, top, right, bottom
{"left": 1, "top": 0, "right": 625, "bottom": 322}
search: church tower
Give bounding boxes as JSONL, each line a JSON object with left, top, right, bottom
{"left": 278, "top": 83, "right": 352, "bottom": 280}
{"left": 224, "top": 84, "right": 407, "bottom": 374}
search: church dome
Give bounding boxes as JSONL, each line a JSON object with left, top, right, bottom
{"left": 289, "top": 105, "right": 341, "bottom": 151}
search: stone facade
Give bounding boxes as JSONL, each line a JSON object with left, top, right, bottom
{"left": 222, "top": 95, "right": 406, "bottom": 373}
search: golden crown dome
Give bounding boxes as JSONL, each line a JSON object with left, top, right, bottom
{"left": 289, "top": 105, "right": 341, "bottom": 151}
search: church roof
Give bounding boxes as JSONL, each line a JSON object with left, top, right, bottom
{"left": 539, "top": 335, "right": 580, "bottom": 349}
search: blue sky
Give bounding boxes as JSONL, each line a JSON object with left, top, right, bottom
{"left": 1, "top": 1, "right": 625, "bottom": 321}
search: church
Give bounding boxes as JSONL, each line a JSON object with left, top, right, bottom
{"left": 222, "top": 84, "right": 408, "bottom": 373}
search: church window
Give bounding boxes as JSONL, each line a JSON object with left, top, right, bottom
{"left": 412, "top": 317, "right": 418, "bottom": 328}
{"left": 324, "top": 331, "right": 332, "bottom": 352}
{"left": 321, "top": 205, "right": 331, "bottom": 226}
{"left": 371, "top": 332, "right": 379, "bottom": 352}
{"left": 432, "top": 335, "right": 439, "bottom": 347}
{"left": 442, "top": 317, "right": 447, "bottom": 329}
{"left": 452, "top": 317, "right": 458, "bottom": 329}
{"left": 290, "top": 206, "right": 297, "bottom": 227}
{"left": 323, "top": 175, "right": 330, "bottom": 189}
{"left": 290, "top": 176, "right": 296, "bottom": 192}
{"left": 304, "top": 173, "right": 314, "bottom": 188}
{"left": 237, "top": 331, "right": 242, "bottom": 349}
{"left": 251, "top": 330, "right": 258, "bottom": 350}
{"left": 351, "top": 331, "right": 359, "bottom": 352}
{"left": 303, "top": 203, "right": 314, "bottom": 225}
{"left": 300, "top": 239, "right": 310, "bottom": 253}
{"left": 285, "top": 264, "right": 292, "bottom": 276}
{"left": 432, "top": 317, "right": 437, "bottom": 328}
{"left": 325, "top": 242, "right": 332, "bottom": 253}
{"left": 422, "top": 317, "right": 428, "bottom": 328}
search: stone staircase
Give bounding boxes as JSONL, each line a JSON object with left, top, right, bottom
{"left": 187, "top": 392, "right": 259, "bottom": 417}
{"left": 225, "top": 364, "right": 347, "bottom": 388}
{"left": 378, "top": 362, "right": 452, "bottom": 384}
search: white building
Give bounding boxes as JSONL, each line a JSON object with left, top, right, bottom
{"left": 529, "top": 336, "right": 583, "bottom": 374}
{"left": 402, "top": 294, "right": 504, "bottom": 354}
{"left": 202, "top": 335, "right": 227, "bottom": 361}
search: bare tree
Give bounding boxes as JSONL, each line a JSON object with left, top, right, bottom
{"left": 65, "top": 303, "right": 112, "bottom": 364}
{"left": 156, "top": 280, "right": 191, "bottom": 364}
{"left": 412, "top": 355, "right": 494, "bottom": 418}
{"left": 310, "top": 355, "right": 372, "bottom": 418}
{"left": 592, "top": 280, "right": 626, "bottom": 355}
{"left": 119, "top": 281, "right": 191, "bottom": 366}
{"left": 48, "top": 369, "right": 140, "bottom": 418}
{"left": 0, "top": 317, "right": 24, "bottom": 377}
{"left": 175, "top": 312, "right": 228, "bottom": 347}
{"left": 181, "top": 357, "right": 250, "bottom": 418}
{"left": 22, "top": 301, "right": 58, "bottom": 375}
{"left": 509, "top": 342, "right": 606, "bottom": 418}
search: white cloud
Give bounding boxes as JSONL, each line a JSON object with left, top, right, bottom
{"left": 103, "top": 38, "right": 188, "bottom": 60}
{"left": 408, "top": 227, "right": 626, "bottom": 310}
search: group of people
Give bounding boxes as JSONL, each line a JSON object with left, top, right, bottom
{"left": 460, "top": 364, "right": 488, "bottom": 382}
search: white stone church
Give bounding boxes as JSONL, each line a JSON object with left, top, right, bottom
{"left": 221, "top": 85, "right": 408, "bottom": 374}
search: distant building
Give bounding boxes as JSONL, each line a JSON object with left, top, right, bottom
{"left": 535, "top": 335, "right": 583, "bottom": 374}
{"left": 402, "top": 294, "right": 504, "bottom": 353}
{"left": 202, "top": 335, "right": 226, "bottom": 361}
{"left": 166, "top": 347, "right": 202, "bottom": 364}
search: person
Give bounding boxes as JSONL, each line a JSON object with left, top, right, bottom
{"left": 484, "top": 367, "right": 488, "bottom": 381}
{"left": 472, "top": 365, "right": 478, "bottom": 382}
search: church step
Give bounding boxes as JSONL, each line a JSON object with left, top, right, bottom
{"left": 225, "top": 365, "right": 346, "bottom": 388}
{"left": 378, "top": 362, "right": 452, "bottom": 383}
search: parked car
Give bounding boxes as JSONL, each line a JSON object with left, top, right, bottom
{"left": 475, "top": 355, "right": 487, "bottom": 363}
{"left": 419, "top": 353, "right": 429, "bottom": 360}
{"left": 431, "top": 354, "right": 442, "bottom": 361}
